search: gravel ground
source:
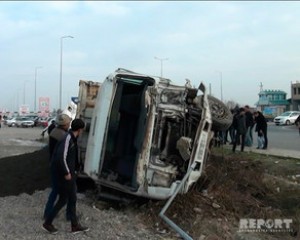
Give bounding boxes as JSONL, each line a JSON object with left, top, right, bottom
{"left": 0, "top": 125, "right": 165, "bottom": 240}
{"left": 0, "top": 190, "right": 162, "bottom": 240}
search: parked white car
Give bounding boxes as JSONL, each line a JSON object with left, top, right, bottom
{"left": 15, "top": 117, "right": 35, "bottom": 128}
{"left": 6, "top": 117, "right": 17, "bottom": 127}
{"left": 274, "top": 111, "right": 300, "bottom": 125}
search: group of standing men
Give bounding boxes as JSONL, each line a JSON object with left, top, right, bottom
{"left": 230, "top": 105, "right": 268, "bottom": 153}
{"left": 42, "top": 114, "right": 89, "bottom": 235}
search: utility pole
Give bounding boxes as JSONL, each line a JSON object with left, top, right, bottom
{"left": 215, "top": 71, "right": 223, "bottom": 101}
{"left": 154, "top": 56, "right": 169, "bottom": 78}
{"left": 34, "top": 66, "right": 42, "bottom": 112}
{"left": 59, "top": 35, "right": 74, "bottom": 110}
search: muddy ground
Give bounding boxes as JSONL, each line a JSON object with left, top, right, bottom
{"left": 0, "top": 125, "right": 300, "bottom": 239}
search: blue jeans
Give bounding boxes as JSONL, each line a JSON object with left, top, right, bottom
{"left": 45, "top": 178, "right": 78, "bottom": 226}
{"left": 245, "top": 127, "right": 253, "bottom": 147}
{"left": 44, "top": 170, "right": 71, "bottom": 219}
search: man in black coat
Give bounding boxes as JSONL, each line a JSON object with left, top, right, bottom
{"left": 244, "top": 105, "right": 254, "bottom": 147}
{"left": 295, "top": 115, "right": 300, "bottom": 135}
{"left": 43, "top": 114, "right": 72, "bottom": 220}
{"left": 42, "top": 119, "right": 89, "bottom": 234}
{"left": 254, "top": 111, "right": 268, "bottom": 149}
{"left": 232, "top": 108, "right": 247, "bottom": 152}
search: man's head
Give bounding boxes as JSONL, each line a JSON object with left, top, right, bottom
{"left": 239, "top": 107, "right": 245, "bottom": 115}
{"left": 56, "top": 114, "right": 71, "bottom": 130}
{"left": 244, "top": 105, "right": 251, "bottom": 112}
{"left": 71, "top": 119, "right": 85, "bottom": 135}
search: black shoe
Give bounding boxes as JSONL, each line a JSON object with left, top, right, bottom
{"left": 72, "top": 224, "right": 89, "bottom": 234}
{"left": 42, "top": 223, "right": 58, "bottom": 234}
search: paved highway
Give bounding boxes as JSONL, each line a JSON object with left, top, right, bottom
{"left": 252, "top": 123, "right": 299, "bottom": 151}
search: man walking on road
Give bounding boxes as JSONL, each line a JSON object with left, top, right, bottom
{"left": 43, "top": 114, "right": 72, "bottom": 220}
{"left": 42, "top": 119, "right": 89, "bottom": 234}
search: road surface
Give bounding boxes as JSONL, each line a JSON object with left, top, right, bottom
{"left": 253, "top": 123, "right": 299, "bottom": 151}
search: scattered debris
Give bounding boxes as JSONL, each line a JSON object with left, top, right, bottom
{"left": 212, "top": 203, "right": 221, "bottom": 209}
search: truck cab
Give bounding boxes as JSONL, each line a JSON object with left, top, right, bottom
{"left": 76, "top": 69, "right": 232, "bottom": 200}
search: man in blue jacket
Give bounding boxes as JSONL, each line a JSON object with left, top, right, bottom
{"left": 42, "top": 119, "right": 89, "bottom": 234}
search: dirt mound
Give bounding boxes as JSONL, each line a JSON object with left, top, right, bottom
{"left": 0, "top": 147, "right": 51, "bottom": 197}
{"left": 140, "top": 153, "right": 299, "bottom": 239}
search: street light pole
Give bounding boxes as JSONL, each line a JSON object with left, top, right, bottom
{"left": 216, "top": 71, "right": 223, "bottom": 101}
{"left": 59, "top": 35, "right": 74, "bottom": 110}
{"left": 34, "top": 66, "right": 42, "bottom": 113}
{"left": 154, "top": 56, "right": 169, "bottom": 78}
{"left": 23, "top": 80, "right": 29, "bottom": 105}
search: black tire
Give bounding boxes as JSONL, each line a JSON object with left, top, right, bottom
{"left": 195, "top": 95, "right": 233, "bottom": 131}
{"left": 286, "top": 120, "right": 290, "bottom": 125}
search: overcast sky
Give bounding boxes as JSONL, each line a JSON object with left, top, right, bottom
{"left": 1, "top": 1, "right": 300, "bottom": 112}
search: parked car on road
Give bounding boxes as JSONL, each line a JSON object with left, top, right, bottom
{"left": 37, "top": 117, "right": 52, "bottom": 128}
{"left": 6, "top": 117, "right": 17, "bottom": 127}
{"left": 274, "top": 111, "right": 300, "bottom": 125}
{"left": 25, "top": 115, "right": 39, "bottom": 126}
{"left": 15, "top": 117, "right": 35, "bottom": 128}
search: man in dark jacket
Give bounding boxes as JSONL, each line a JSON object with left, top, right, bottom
{"left": 295, "top": 115, "right": 300, "bottom": 135}
{"left": 47, "top": 119, "right": 56, "bottom": 135}
{"left": 43, "top": 114, "right": 72, "bottom": 220}
{"left": 254, "top": 111, "right": 268, "bottom": 149}
{"left": 232, "top": 108, "right": 247, "bottom": 152}
{"left": 42, "top": 119, "right": 89, "bottom": 234}
{"left": 244, "top": 105, "right": 254, "bottom": 147}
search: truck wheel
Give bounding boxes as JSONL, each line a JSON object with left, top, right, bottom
{"left": 195, "top": 95, "right": 233, "bottom": 131}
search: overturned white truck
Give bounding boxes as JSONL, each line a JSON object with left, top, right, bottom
{"left": 76, "top": 68, "right": 232, "bottom": 201}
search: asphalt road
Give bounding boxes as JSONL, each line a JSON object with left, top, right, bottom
{"left": 253, "top": 122, "right": 299, "bottom": 151}
{"left": 0, "top": 121, "right": 298, "bottom": 159}
{"left": 0, "top": 124, "right": 46, "bottom": 158}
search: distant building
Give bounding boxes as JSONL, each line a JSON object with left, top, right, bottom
{"left": 291, "top": 81, "right": 300, "bottom": 111}
{"left": 256, "top": 83, "right": 289, "bottom": 120}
